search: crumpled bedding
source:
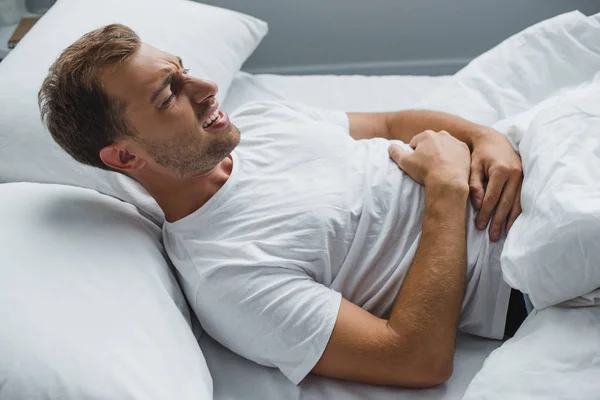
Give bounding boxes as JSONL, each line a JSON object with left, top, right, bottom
{"left": 414, "top": 10, "right": 600, "bottom": 399}
{"left": 418, "top": 10, "right": 600, "bottom": 309}
{"left": 462, "top": 306, "right": 600, "bottom": 399}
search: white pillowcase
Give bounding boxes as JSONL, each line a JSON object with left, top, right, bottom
{"left": 0, "top": 0, "right": 267, "bottom": 223}
{"left": 500, "top": 79, "right": 600, "bottom": 309}
{"left": 0, "top": 182, "right": 212, "bottom": 399}
{"left": 416, "top": 11, "right": 600, "bottom": 127}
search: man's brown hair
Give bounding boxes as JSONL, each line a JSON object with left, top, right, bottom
{"left": 39, "top": 24, "right": 140, "bottom": 172}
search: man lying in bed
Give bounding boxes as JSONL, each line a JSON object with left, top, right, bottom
{"left": 39, "top": 24, "right": 527, "bottom": 388}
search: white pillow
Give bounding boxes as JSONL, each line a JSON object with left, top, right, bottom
{"left": 0, "top": 182, "right": 212, "bottom": 399}
{"left": 500, "top": 80, "right": 600, "bottom": 309}
{"left": 0, "top": 0, "right": 267, "bottom": 223}
{"left": 416, "top": 11, "right": 600, "bottom": 127}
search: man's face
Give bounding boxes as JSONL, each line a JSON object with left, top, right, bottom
{"left": 102, "top": 43, "right": 240, "bottom": 177}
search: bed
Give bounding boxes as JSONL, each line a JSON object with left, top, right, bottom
{"left": 221, "top": 72, "right": 450, "bottom": 113}
{"left": 0, "top": 70, "right": 502, "bottom": 400}
{"left": 206, "top": 66, "right": 600, "bottom": 400}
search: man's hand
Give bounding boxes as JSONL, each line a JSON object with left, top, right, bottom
{"left": 469, "top": 130, "right": 523, "bottom": 242}
{"left": 348, "top": 110, "right": 523, "bottom": 242}
{"left": 388, "top": 130, "right": 470, "bottom": 190}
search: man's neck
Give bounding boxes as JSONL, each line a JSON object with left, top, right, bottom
{"left": 140, "top": 155, "right": 234, "bottom": 223}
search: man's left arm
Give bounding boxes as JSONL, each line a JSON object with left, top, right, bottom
{"left": 348, "top": 110, "right": 523, "bottom": 242}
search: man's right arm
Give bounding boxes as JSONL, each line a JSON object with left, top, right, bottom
{"left": 312, "top": 131, "right": 470, "bottom": 388}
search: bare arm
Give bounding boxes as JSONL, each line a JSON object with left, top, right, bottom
{"left": 348, "top": 109, "right": 486, "bottom": 147}
{"left": 312, "top": 131, "right": 470, "bottom": 388}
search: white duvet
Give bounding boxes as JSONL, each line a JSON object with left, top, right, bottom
{"left": 416, "top": 10, "right": 600, "bottom": 399}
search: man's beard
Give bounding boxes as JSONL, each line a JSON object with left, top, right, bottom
{"left": 140, "top": 123, "right": 240, "bottom": 178}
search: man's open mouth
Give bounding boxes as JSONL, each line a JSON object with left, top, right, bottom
{"left": 200, "top": 100, "right": 230, "bottom": 131}
{"left": 202, "top": 108, "right": 220, "bottom": 128}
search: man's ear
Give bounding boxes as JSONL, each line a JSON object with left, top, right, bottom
{"left": 99, "top": 142, "right": 145, "bottom": 172}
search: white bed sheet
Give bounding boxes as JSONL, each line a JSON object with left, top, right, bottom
{"left": 201, "top": 71, "right": 503, "bottom": 400}
{"left": 221, "top": 71, "right": 450, "bottom": 113}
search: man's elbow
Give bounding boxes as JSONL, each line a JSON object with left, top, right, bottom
{"left": 422, "top": 360, "right": 454, "bottom": 388}
{"left": 436, "top": 362, "right": 454, "bottom": 385}
{"left": 386, "top": 327, "right": 455, "bottom": 388}
{"left": 399, "top": 359, "right": 453, "bottom": 389}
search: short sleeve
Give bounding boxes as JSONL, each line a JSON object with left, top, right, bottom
{"left": 192, "top": 263, "right": 342, "bottom": 385}
{"left": 230, "top": 100, "right": 350, "bottom": 131}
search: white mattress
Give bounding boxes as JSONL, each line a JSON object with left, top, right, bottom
{"left": 201, "top": 72, "right": 504, "bottom": 400}
{"left": 221, "top": 71, "right": 450, "bottom": 113}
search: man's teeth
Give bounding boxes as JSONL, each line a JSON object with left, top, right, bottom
{"left": 202, "top": 110, "right": 220, "bottom": 128}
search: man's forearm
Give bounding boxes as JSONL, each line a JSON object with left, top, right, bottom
{"left": 387, "top": 182, "right": 468, "bottom": 377}
{"left": 385, "top": 110, "right": 487, "bottom": 149}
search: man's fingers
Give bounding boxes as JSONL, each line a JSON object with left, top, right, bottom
{"left": 475, "top": 169, "right": 508, "bottom": 231}
{"left": 469, "top": 161, "right": 485, "bottom": 210}
{"left": 506, "top": 182, "right": 523, "bottom": 233}
{"left": 488, "top": 177, "right": 519, "bottom": 242}
{"left": 388, "top": 144, "right": 408, "bottom": 168}
{"left": 409, "top": 130, "right": 435, "bottom": 149}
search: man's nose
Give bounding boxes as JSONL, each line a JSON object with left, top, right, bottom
{"left": 187, "top": 77, "right": 218, "bottom": 104}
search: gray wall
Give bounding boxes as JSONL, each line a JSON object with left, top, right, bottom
{"left": 199, "top": 0, "right": 600, "bottom": 75}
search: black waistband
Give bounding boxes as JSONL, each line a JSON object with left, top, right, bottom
{"left": 504, "top": 288, "right": 528, "bottom": 338}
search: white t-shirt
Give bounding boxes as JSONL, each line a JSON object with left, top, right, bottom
{"left": 163, "top": 101, "right": 510, "bottom": 385}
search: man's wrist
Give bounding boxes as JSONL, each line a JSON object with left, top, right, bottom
{"left": 464, "top": 126, "right": 488, "bottom": 150}
{"left": 425, "top": 180, "right": 469, "bottom": 204}
{"left": 425, "top": 170, "right": 470, "bottom": 195}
